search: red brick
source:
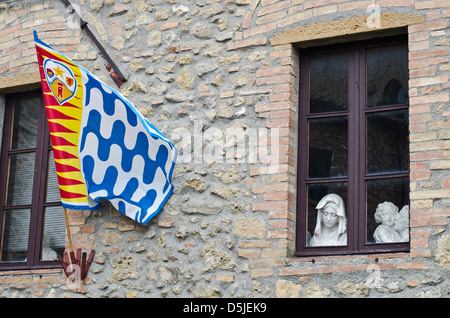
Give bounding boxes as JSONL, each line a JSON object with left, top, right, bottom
{"left": 258, "top": 0, "right": 290, "bottom": 16}
{"left": 161, "top": 21, "right": 178, "bottom": 30}
{"left": 244, "top": 22, "right": 277, "bottom": 38}
{"left": 252, "top": 201, "right": 289, "bottom": 211}
{"left": 227, "top": 37, "right": 267, "bottom": 50}
{"left": 277, "top": 10, "right": 312, "bottom": 28}
{"left": 409, "top": 20, "right": 447, "bottom": 32}
{"left": 256, "top": 66, "right": 291, "bottom": 78}
{"left": 256, "top": 11, "right": 287, "bottom": 25}
{"left": 415, "top": 0, "right": 450, "bottom": 10}
{"left": 409, "top": 57, "right": 448, "bottom": 69}
{"left": 252, "top": 183, "right": 289, "bottom": 194}
{"left": 409, "top": 48, "right": 448, "bottom": 60}
{"left": 279, "top": 266, "right": 315, "bottom": 276}
{"left": 397, "top": 261, "right": 428, "bottom": 270}
{"left": 410, "top": 93, "right": 449, "bottom": 105}
{"left": 316, "top": 264, "right": 355, "bottom": 274}
{"left": 268, "top": 229, "right": 294, "bottom": 240}
{"left": 411, "top": 171, "right": 432, "bottom": 180}
{"left": 242, "top": 10, "right": 253, "bottom": 29}
{"left": 256, "top": 74, "right": 291, "bottom": 85}
{"left": 251, "top": 268, "right": 273, "bottom": 278}
{"left": 268, "top": 92, "right": 291, "bottom": 103}
{"left": 269, "top": 219, "right": 292, "bottom": 229}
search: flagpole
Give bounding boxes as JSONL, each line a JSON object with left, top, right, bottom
{"left": 63, "top": 207, "right": 74, "bottom": 253}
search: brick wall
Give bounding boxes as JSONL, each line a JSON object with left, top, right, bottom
{"left": 0, "top": 0, "right": 448, "bottom": 298}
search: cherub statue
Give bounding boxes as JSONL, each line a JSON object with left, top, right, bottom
{"left": 395, "top": 205, "right": 409, "bottom": 242}
{"left": 309, "top": 193, "right": 347, "bottom": 247}
{"left": 373, "top": 202, "right": 409, "bottom": 243}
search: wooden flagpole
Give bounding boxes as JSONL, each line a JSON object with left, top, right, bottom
{"left": 59, "top": 207, "right": 96, "bottom": 281}
{"left": 63, "top": 207, "right": 74, "bottom": 253}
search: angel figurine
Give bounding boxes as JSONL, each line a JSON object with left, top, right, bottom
{"left": 373, "top": 201, "right": 409, "bottom": 243}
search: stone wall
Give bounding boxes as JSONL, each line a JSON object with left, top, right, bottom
{"left": 0, "top": 0, "right": 449, "bottom": 298}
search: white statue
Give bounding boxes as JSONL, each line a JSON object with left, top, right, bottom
{"left": 373, "top": 202, "right": 409, "bottom": 243}
{"left": 395, "top": 205, "right": 409, "bottom": 242}
{"left": 309, "top": 193, "right": 347, "bottom": 247}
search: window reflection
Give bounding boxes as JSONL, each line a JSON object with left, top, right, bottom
{"left": 366, "top": 110, "right": 409, "bottom": 174}
{"left": 6, "top": 153, "right": 35, "bottom": 206}
{"left": 1, "top": 209, "right": 31, "bottom": 262}
{"left": 309, "top": 52, "right": 348, "bottom": 113}
{"left": 309, "top": 117, "right": 348, "bottom": 178}
{"left": 366, "top": 44, "right": 408, "bottom": 107}
{"left": 10, "top": 97, "right": 40, "bottom": 150}
{"left": 45, "top": 150, "right": 61, "bottom": 203}
{"left": 41, "top": 206, "right": 65, "bottom": 261}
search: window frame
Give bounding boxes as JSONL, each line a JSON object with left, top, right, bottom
{"left": 295, "top": 35, "right": 410, "bottom": 257}
{"left": 0, "top": 89, "right": 63, "bottom": 271}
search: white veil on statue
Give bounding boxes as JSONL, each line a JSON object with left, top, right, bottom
{"left": 309, "top": 193, "right": 347, "bottom": 247}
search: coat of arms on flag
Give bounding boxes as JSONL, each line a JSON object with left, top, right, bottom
{"left": 44, "top": 59, "right": 77, "bottom": 105}
{"left": 34, "top": 31, "right": 177, "bottom": 225}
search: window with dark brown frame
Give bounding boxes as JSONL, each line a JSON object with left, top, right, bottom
{"left": 0, "top": 90, "right": 65, "bottom": 270}
{"left": 296, "top": 35, "right": 410, "bottom": 256}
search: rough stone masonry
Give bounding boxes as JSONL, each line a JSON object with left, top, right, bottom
{"left": 0, "top": 0, "right": 449, "bottom": 298}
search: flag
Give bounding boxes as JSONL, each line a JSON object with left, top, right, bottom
{"left": 34, "top": 31, "right": 177, "bottom": 225}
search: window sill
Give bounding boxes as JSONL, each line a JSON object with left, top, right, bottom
{"left": 0, "top": 267, "right": 62, "bottom": 276}
{"left": 290, "top": 250, "right": 410, "bottom": 263}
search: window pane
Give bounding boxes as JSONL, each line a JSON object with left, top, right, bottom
{"left": 366, "top": 43, "right": 408, "bottom": 108}
{"left": 6, "top": 152, "right": 35, "bottom": 206}
{"left": 46, "top": 150, "right": 61, "bottom": 203}
{"left": 1, "top": 209, "right": 31, "bottom": 262}
{"left": 366, "top": 177, "right": 409, "bottom": 244}
{"left": 366, "top": 110, "right": 409, "bottom": 174}
{"left": 306, "top": 183, "right": 347, "bottom": 247}
{"left": 309, "top": 52, "right": 348, "bottom": 113}
{"left": 41, "top": 206, "right": 65, "bottom": 261}
{"left": 10, "top": 97, "right": 40, "bottom": 150}
{"left": 309, "top": 117, "right": 348, "bottom": 178}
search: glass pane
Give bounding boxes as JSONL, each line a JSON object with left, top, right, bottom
{"left": 1, "top": 209, "right": 31, "bottom": 262}
{"left": 366, "top": 110, "right": 409, "bottom": 174}
{"left": 366, "top": 177, "right": 409, "bottom": 244}
{"left": 308, "top": 117, "right": 348, "bottom": 178}
{"left": 6, "top": 152, "right": 36, "bottom": 206}
{"left": 366, "top": 43, "right": 408, "bottom": 107}
{"left": 41, "top": 206, "right": 65, "bottom": 261}
{"left": 306, "top": 182, "right": 347, "bottom": 247}
{"left": 46, "top": 150, "right": 61, "bottom": 203}
{"left": 309, "top": 52, "right": 348, "bottom": 113}
{"left": 10, "top": 97, "right": 40, "bottom": 150}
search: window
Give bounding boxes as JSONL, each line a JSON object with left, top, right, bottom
{"left": 296, "top": 35, "right": 410, "bottom": 256}
{"left": 0, "top": 90, "right": 65, "bottom": 270}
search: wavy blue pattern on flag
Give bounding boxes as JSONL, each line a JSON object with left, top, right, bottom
{"left": 78, "top": 69, "right": 177, "bottom": 225}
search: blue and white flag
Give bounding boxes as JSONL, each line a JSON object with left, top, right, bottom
{"left": 35, "top": 31, "right": 177, "bottom": 225}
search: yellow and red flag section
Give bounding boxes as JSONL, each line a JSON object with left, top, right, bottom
{"left": 34, "top": 31, "right": 177, "bottom": 224}
{"left": 35, "top": 31, "right": 97, "bottom": 210}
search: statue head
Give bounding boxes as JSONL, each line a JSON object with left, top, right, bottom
{"left": 315, "top": 193, "right": 346, "bottom": 236}
{"left": 374, "top": 201, "right": 398, "bottom": 228}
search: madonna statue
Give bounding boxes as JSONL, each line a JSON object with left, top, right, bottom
{"left": 309, "top": 193, "right": 347, "bottom": 247}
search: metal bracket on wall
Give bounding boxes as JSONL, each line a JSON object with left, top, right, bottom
{"left": 61, "top": 0, "right": 128, "bottom": 87}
